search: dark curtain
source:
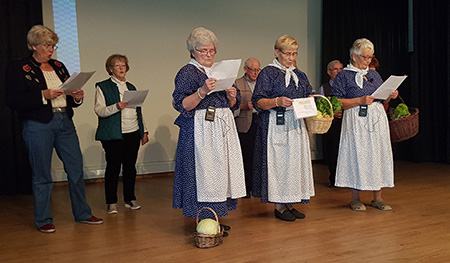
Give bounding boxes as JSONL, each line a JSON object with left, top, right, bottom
{"left": 322, "top": 0, "right": 450, "bottom": 163}
{"left": 0, "top": 0, "right": 43, "bottom": 195}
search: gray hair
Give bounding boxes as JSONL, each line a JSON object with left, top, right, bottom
{"left": 27, "top": 25, "right": 59, "bottom": 51}
{"left": 349, "top": 38, "right": 374, "bottom": 63}
{"left": 186, "top": 27, "right": 218, "bottom": 55}
{"left": 327, "top": 60, "right": 342, "bottom": 70}
{"left": 244, "top": 57, "right": 260, "bottom": 68}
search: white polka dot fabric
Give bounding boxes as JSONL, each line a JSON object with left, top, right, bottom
{"left": 335, "top": 103, "right": 394, "bottom": 190}
{"left": 266, "top": 110, "right": 315, "bottom": 203}
{"left": 194, "top": 108, "right": 246, "bottom": 202}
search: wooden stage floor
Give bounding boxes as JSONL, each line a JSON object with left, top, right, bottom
{"left": 1, "top": 161, "right": 450, "bottom": 262}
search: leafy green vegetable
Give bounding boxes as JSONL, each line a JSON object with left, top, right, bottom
{"left": 315, "top": 96, "right": 342, "bottom": 117}
{"left": 392, "top": 103, "right": 410, "bottom": 120}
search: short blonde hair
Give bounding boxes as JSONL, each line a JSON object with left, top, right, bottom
{"left": 105, "top": 54, "right": 130, "bottom": 76}
{"left": 186, "top": 27, "right": 218, "bottom": 56}
{"left": 27, "top": 25, "right": 59, "bottom": 50}
{"left": 274, "top": 35, "right": 298, "bottom": 51}
{"left": 349, "top": 38, "right": 374, "bottom": 63}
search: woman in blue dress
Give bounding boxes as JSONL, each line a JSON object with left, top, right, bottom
{"left": 252, "top": 35, "right": 315, "bottom": 222}
{"left": 172, "top": 27, "right": 246, "bottom": 228}
{"left": 331, "top": 38, "right": 398, "bottom": 211}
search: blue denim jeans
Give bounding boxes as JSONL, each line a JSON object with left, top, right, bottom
{"left": 22, "top": 112, "right": 92, "bottom": 228}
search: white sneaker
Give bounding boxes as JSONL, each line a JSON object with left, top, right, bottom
{"left": 107, "top": 203, "right": 118, "bottom": 214}
{"left": 124, "top": 200, "right": 141, "bottom": 210}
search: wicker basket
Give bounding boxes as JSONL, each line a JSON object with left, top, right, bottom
{"left": 388, "top": 97, "right": 419, "bottom": 143}
{"left": 193, "top": 207, "right": 224, "bottom": 248}
{"left": 305, "top": 94, "right": 333, "bottom": 134}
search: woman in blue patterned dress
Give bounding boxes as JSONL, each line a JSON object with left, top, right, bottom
{"left": 172, "top": 27, "right": 246, "bottom": 226}
{"left": 252, "top": 35, "right": 315, "bottom": 222}
{"left": 331, "top": 38, "right": 398, "bottom": 211}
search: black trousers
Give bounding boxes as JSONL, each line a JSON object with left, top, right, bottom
{"left": 238, "top": 113, "right": 257, "bottom": 195}
{"left": 101, "top": 130, "right": 141, "bottom": 204}
{"left": 322, "top": 118, "right": 342, "bottom": 185}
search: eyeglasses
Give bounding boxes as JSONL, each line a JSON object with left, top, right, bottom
{"left": 358, "top": 55, "right": 375, "bottom": 61}
{"left": 330, "top": 67, "right": 343, "bottom": 71}
{"left": 245, "top": 66, "right": 261, "bottom": 73}
{"left": 42, "top": 44, "right": 58, "bottom": 51}
{"left": 279, "top": 49, "right": 298, "bottom": 57}
{"left": 195, "top": 48, "right": 216, "bottom": 56}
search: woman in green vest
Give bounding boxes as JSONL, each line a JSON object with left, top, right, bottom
{"left": 94, "top": 54, "right": 149, "bottom": 214}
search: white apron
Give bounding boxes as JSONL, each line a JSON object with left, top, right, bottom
{"left": 194, "top": 108, "right": 246, "bottom": 202}
{"left": 267, "top": 110, "right": 315, "bottom": 203}
{"left": 335, "top": 103, "right": 394, "bottom": 190}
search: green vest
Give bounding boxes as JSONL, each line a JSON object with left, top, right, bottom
{"left": 95, "top": 78, "right": 145, "bottom": 141}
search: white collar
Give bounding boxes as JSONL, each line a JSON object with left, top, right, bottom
{"left": 188, "top": 58, "right": 213, "bottom": 77}
{"left": 343, "top": 64, "right": 369, "bottom": 89}
{"left": 268, "top": 59, "right": 299, "bottom": 88}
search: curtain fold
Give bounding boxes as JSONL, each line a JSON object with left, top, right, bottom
{"left": 322, "top": 0, "right": 450, "bottom": 163}
{"left": 0, "top": 0, "right": 43, "bottom": 195}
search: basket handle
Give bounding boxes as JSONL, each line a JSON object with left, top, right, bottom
{"left": 311, "top": 94, "right": 333, "bottom": 115}
{"left": 196, "top": 207, "right": 220, "bottom": 226}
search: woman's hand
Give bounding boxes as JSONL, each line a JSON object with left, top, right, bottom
{"left": 226, "top": 87, "right": 237, "bottom": 107}
{"left": 42, "top": 89, "right": 64, "bottom": 100}
{"left": 276, "top": 96, "right": 294, "bottom": 108}
{"left": 389, "top": 90, "right": 399, "bottom": 100}
{"left": 226, "top": 87, "right": 237, "bottom": 101}
{"left": 116, "top": 101, "right": 128, "bottom": 110}
{"left": 198, "top": 78, "right": 217, "bottom": 97}
{"left": 71, "top": 89, "right": 84, "bottom": 101}
{"left": 141, "top": 133, "right": 149, "bottom": 145}
{"left": 360, "top": 95, "right": 375, "bottom": 105}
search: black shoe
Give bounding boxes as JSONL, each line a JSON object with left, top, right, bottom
{"left": 220, "top": 224, "right": 231, "bottom": 231}
{"left": 289, "top": 208, "right": 305, "bottom": 219}
{"left": 274, "top": 209, "right": 296, "bottom": 221}
{"left": 223, "top": 231, "right": 229, "bottom": 237}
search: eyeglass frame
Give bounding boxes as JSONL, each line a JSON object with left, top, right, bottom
{"left": 194, "top": 48, "right": 217, "bottom": 56}
{"left": 41, "top": 43, "right": 58, "bottom": 51}
{"left": 245, "top": 66, "right": 261, "bottom": 73}
{"left": 358, "top": 54, "right": 375, "bottom": 61}
{"left": 278, "top": 49, "right": 298, "bottom": 57}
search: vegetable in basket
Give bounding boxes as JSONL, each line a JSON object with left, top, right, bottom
{"left": 196, "top": 218, "right": 219, "bottom": 234}
{"left": 391, "top": 103, "right": 410, "bottom": 120}
{"left": 313, "top": 96, "right": 342, "bottom": 118}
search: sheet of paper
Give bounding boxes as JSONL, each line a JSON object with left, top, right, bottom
{"left": 123, "top": 90, "right": 149, "bottom": 108}
{"left": 371, "top": 75, "right": 407, "bottom": 100}
{"left": 59, "top": 71, "right": 95, "bottom": 94}
{"left": 208, "top": 59, "right": 241, "bottom": 93}
{"left": 292, "top": 97, "right": 318, "bottom": 119}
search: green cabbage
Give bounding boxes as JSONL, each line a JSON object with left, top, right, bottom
{"left": 392, "top": 103, "right": 410, "bottom": 120}
{"left": 316, "top": 96, "right": 342, "bottom": 117}
{"left": 196, "top": 219, "right": 219, "bottom": 234}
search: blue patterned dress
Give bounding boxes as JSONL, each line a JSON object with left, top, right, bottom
{"left": 331, "top": 69, "right": 394, "bottom": 190}
{"left": 252, "top": 66, "right": 314, "bottom": 204}
{"left": 172, "top": 64, "right": 242, "bottom": 218}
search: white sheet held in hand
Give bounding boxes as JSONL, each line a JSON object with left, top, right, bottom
{"left": 371, "top": 75, "right": 407, "bottom": 100}
{"left": 207, "top": 59, "right": 242, "bottom": 94}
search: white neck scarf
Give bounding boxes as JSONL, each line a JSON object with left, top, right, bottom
{"left": 269, "top": 59, "right": 299, "bottom": 88}
{"left": 189, "top": 58, "right": 213, "bottom": 77}
{"left": 343, "top": 64, "right": 369, "bottom": 89}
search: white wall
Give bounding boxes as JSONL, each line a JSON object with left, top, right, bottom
{"left": 42, "top": 0, "right": 322, "bottom": 181}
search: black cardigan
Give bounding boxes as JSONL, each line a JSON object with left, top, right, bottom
{"left": 5, "top": 56, "right": 81, "bottom": 123}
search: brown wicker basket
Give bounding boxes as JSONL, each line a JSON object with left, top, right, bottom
{"left": 193, "top": 207, "right": 224, "bottom": 248}
{"left": 305, "top": 94, "right": 333, "bottom": 134}
{"left": 388, "top": 97, "right": 419, "bottom": 142}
